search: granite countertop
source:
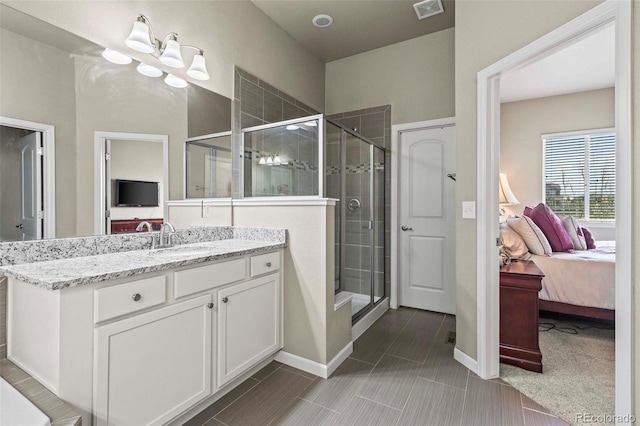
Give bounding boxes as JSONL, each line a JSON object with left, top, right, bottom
{"left": 0, "top": 239, "right": 285, "bottom": 290}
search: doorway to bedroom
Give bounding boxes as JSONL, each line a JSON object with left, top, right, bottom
{"left": 495, "top": 19, "right": 618, "bottom": 423}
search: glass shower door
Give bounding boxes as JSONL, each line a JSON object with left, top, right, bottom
{"left": 344, "top": 132, "right": 373, "bottom": 319}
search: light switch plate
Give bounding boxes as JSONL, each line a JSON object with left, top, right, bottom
{"left": 462, "top": 201, "right": 476, "bottom": 219}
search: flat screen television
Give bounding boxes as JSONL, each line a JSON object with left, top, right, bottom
{"left": 115, "top": 180, "right": 159, "bottom": 207}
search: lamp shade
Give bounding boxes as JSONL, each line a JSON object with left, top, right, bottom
{"left": 160, "top": 37, "right": 184, "bottom": 68}
{"left": 137, "top": 63, "right": 163, "bottom": 78}
{"left": 186, "top": 53, "right": 209, "bottom": 80}
{"left": 101, "top": 48, "right": 132, "bottom": 65}
{"left": 125, "top": 19, "right": 155, "bottom": 53}
{"left": 499, "top": 173, "right": 519, "bottom": 205}
{"left": 164, "top": 74, "right": 187, "bottom": 88}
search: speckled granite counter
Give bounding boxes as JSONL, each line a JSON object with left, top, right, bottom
{"left": 0, "top": 239, "right": 285, "bottom": 291}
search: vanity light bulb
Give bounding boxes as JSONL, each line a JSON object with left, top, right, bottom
{"left": 137, "top": 63, "right": 163, "bottom": 78}
{"left": 187, "top": 53, "right": 209, "bottom": 81}
{"left": 125, "top": 19, "right": 155, "bottom": 54}
{"left": 160, "top": 37, "right": 185, "bottom": 68}
{"left": 164, "top": 74, "right": 188, "bottom": 88}
{"left": 266, "top": 156, "right": 274, "bottom": 165}
{"left": 259, "top": 156, "right": 266, "bottom": 165}
{"left": 273, "top": 154, "right": 282, "bottom": 165}
{"left": 101, "top": 48, "right": 132, "bottom": 65}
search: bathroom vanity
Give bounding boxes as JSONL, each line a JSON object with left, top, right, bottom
{"left": 2, "top": 236, "right": 284, "bottom": 426}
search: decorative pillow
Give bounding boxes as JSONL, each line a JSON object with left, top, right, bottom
{"left": 524, "top": 203, "right": 574, "bottom": 252}
{"left": 507, "top": 216, "right": 552, "bottom": 256}
{"left": 500, "top": 226, "right": 531, "bottom": 260}
{"left": 581, "top": 227, "right": 596, "bottom": 249}
{"left": 559, "top": 215, "right": 587, "bottom": 250}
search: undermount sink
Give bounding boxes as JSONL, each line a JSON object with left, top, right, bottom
{"left": 148, "top": 245, "right": 213, "bottom": 256}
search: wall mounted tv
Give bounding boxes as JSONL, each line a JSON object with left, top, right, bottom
{"left": 115, "top": 180, "right": 159, "bottom": 207}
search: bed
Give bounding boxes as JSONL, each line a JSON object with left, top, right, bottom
{"left": 530, "top": 241, "right": 615, "bottom": 320}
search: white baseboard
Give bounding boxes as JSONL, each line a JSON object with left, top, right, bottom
{"left": 275, "top": 341, "right": 353, "bottom": 379}
{"left": 352, "top": 298, "right": 389, "bottom": 341}
{"left": 454, "top": 347, "right": 478, "bottom": 375}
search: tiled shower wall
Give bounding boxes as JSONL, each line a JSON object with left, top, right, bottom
{"left": 327, "top": 106, "right": 391, "bottom": 302}
{"left": 232, "top": 67, "right": 320, "bottom": 198}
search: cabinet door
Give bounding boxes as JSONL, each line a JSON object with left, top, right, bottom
{"left": 218, "top": 273, "right": 281, "bottom": 387}
{"left": 94, "top": 295, "right": 213, "bottom": 426}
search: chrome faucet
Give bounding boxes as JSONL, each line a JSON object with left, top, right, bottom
{"left": 136, "top": 221, "right": 153, "bottom": 232}
{"left": 158, "top": 222, "right": 176, "bottom": 248}
{"left": 136, "top": 221, "right": 158, "bottom": 249}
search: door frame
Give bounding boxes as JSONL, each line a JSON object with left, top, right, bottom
{"left": 94, "top": 131, "right": 169, "bottom": 235}
{"left": 474, "top": 0, "right": 633, "bottom": 416}
{"left": 391, "top": 117, "right": 456, "bottom": 309}
{"left": 0, "top": 116, "right": 56, "bottom": 239}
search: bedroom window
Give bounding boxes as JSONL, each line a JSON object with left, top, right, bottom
{"left": 543, "top": 129, "right": 615, "bottom": 220}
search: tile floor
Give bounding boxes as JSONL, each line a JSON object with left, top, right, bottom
{"left": 0, "top": 359, "right": 82, "bottom": 426}
{"left": 186, "top": 307, "right": 569, "bottom": 426}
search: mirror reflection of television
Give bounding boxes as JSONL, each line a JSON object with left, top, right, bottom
{"left": 115, "top": 180, "right": 159, "bottom": 207}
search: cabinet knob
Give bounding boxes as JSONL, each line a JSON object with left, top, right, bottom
{"left": 132, "top": 293, "right": 142, "bottom": 302}
{"left": 222, "top": 297, "right": 229, "bottom": 303}
{"left": 266, "top": 262, "right": 272, "bottom": 267}
{"left": 207, "top": 303, "right": 214, "bottom": 309}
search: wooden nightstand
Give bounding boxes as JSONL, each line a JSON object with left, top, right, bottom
{"left": 500, "top": 260, "right": 545, "bottom": 373}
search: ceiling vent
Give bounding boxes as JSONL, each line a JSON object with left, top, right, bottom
{"left": 413, "top": 0, "right": 444, "bottom": 20}
{"left": 312, "top": 14, "right": 334, "bottom": 28}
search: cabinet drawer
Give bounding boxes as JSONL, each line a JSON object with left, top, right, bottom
{"left": 174, "top": 258, "right": 246, "bottom": 299}
{"left": 94, "top": 276, "right": 166, "bottom": 323}
{"left": 250, "top": 252, "right": 280, "bottom": 277}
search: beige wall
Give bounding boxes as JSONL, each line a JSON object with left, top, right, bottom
{"left": 457, "top": 1, "right": 638, "bottom": 411}
{"left": 232, "top": 204, "right": 350, "bottom": 365}
{"left": 633, "top": 0, "right": 639, "bottom": 413}
{"left": 454, "top": 0, "right": 606, "bottom": 359}
{"left": 110, "top": 140, "right": 164, "bottom": 221}
{"left": 500, "top": 88, "right": 615, "bottom": 215}
{"left": 325, "top": 28, "right": 454, "bottom": 125}
{"left": 0, "top": 28, "right": 77, "bottom": 238}
{"left": 4, "top": 1, "right": 325, "bottom": 112}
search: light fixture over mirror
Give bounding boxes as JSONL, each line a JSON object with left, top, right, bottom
{"left": 101, "top": 48, "right": 132, "bottom": 65}
{"left": 136, "top": 62, "right": 163, "bottom": 77}
{"left": 123, "top": 14, "right": 209, "bottom": 82}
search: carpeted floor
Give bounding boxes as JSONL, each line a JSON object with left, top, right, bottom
{"left": 500, "top": 316, "right": 615, "bottom": 425}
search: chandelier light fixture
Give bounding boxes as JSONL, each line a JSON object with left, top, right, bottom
{"left": 101, "top": 14, "right": 210, "bottom": 88}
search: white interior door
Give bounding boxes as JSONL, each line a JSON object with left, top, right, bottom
{"left": 19, "top": 132, "right": 42, "bottom": 240}
{"left": 399, "top": 126, "right": 456, "bottom": 314}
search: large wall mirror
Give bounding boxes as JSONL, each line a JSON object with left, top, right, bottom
{"left": 0, "top": 4, "right": 232, "bottom": 241}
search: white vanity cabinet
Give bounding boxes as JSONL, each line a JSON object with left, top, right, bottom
{"left": 94, "top": 294, "right": 213, "bottom": 426}
{"left": 7, "top": 249, "right": 283, "bottom": 426}
{"left": 217, "top": 273, "right": 280, "bottom": 387}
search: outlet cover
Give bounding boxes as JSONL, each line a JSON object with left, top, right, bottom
{"left": 462, "top": 201, "right": 476, "bottom": 219}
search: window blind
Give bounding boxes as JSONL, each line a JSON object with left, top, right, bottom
{"left": 543, "top": 132, "right": 615, "bottom": 220}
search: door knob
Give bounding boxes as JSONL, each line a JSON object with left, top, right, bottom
{"left": 222, "top": 297, "right": 229, "bottom": 303}
{"left": 401, "top": 226, "right": 414, "bottom": 231}
{"left": 207, "top": 303, "right": 214, "bottom": 309}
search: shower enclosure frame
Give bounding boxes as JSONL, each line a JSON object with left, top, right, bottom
{"left": 240, "top": 115, "right": 387, "bottom": 323}
{"left": 325, "top": 118, "right": 387, "bottom": 323}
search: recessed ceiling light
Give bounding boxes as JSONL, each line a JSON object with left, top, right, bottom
{"left": 312, "top": 14, "right": 333, "bottom": 28}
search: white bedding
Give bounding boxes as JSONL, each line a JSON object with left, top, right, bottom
{"left": 530, "top": 241, "right": 615, "bottom": 310}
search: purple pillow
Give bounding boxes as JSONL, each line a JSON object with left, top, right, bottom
{"left": 581, "top": 227, "right": 596, "bottom": 249}
{"left": 524, "top": 203, "right": 574, "bottom": 252}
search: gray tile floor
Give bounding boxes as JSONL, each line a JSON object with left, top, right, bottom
{"left": 187, "top": 307, "right": 568, "bottom": 426}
